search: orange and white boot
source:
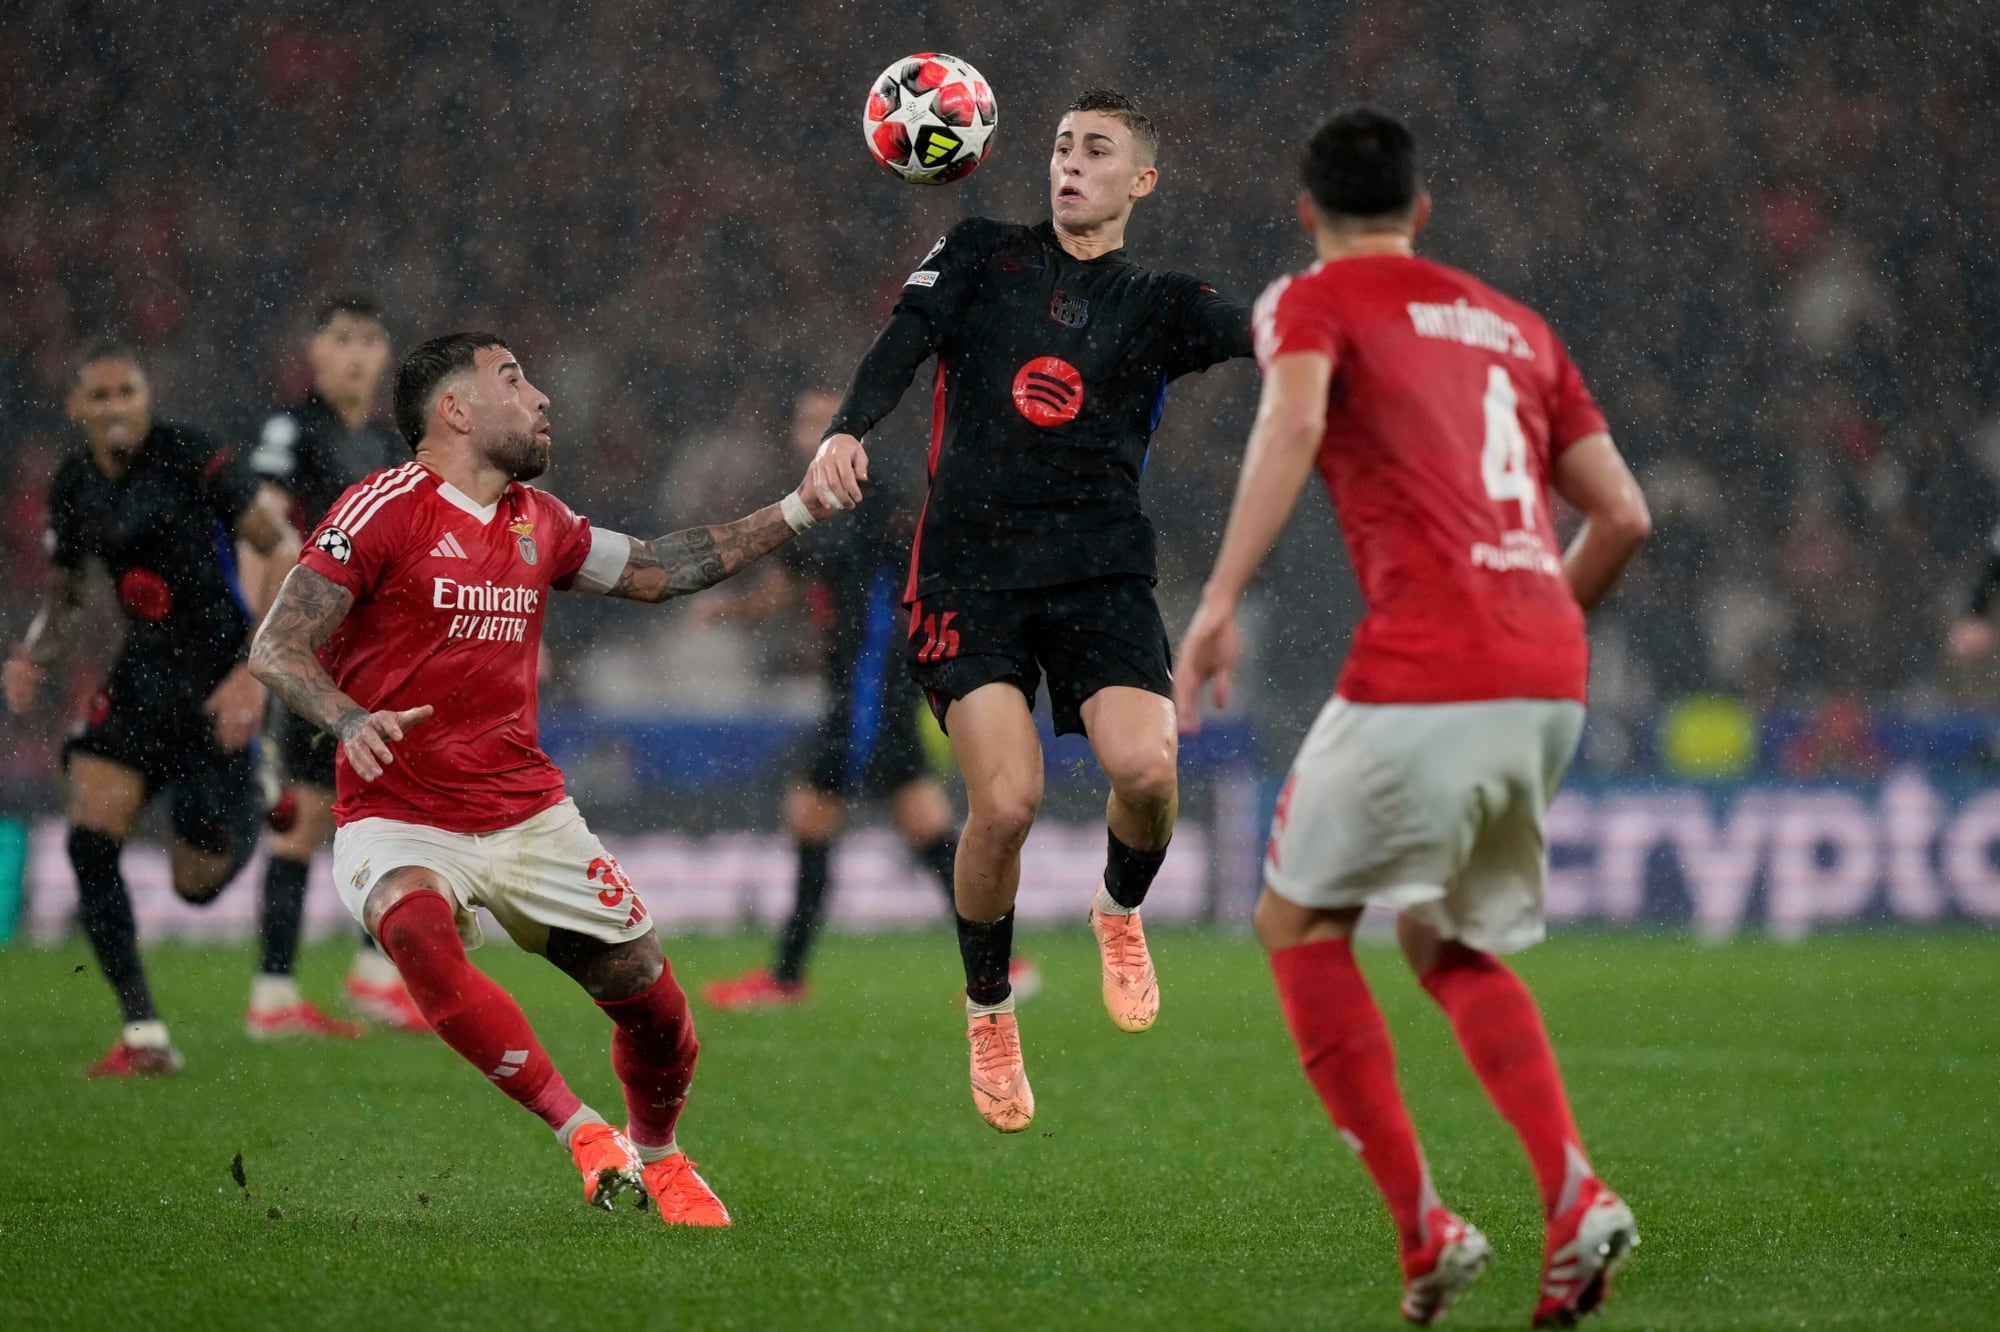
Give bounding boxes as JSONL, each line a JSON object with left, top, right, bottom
{"left": 1089, "top": 896, "right": 1160, "bottom": 1032}
{"left": 569, "top": 1122, "right": 644, "bottom": 1211}
{"left": 638, "top": 1150, "right": 732, "bottom": 1226}
{"left": 967, "top": 1005, "right": 1034, "bottom": 1132}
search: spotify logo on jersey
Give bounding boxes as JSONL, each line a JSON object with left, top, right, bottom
{"left": 1012, "top": 357, "right": 1084, "bottom": 427}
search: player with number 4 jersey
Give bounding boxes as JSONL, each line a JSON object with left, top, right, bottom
{"left": 1177, "top": 109, "right": 1651, "bottom": 1327}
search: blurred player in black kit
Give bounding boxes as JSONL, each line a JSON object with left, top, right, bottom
{"left": 3, "top": 340, "right": 296, "bottom": 1075}
{"left": 246, "top": 297, "right": 426, "bottom": 1036}
{"left": 806, "top": 90, "right": 1253, "bottom": 1130}
{"left": 702, "top": 390, "right": 1040, "bottom": 1010}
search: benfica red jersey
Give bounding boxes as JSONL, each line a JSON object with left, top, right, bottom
{"left": 297, "top": 463, "right": 596, "bottom": 832}
{"left": 1252, "top": 254, "right": 1606, "bottom": 705}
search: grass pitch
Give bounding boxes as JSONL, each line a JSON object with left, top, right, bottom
{"left": 1, "top": 929, "right": 1994, "bottom": 1330}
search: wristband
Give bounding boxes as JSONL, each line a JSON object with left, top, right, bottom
{"left": 780, "top": 490, "right": 816, "bottom": 534}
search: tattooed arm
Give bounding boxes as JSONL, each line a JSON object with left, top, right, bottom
{"left": 249, "top": 565, "right": 431, "bottom": 781}
{"left": 601, "top": 482, "right": 845, "bottom": 604}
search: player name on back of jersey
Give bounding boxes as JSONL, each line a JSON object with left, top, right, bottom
{"left": 1470, "top": 529, "right": 1564, "bottom": 578}
{"left": 433, "top": 576, "right": 539, "bottom": 642}
{"left": 1405, "top": 298, "right": 1534, "bottom": 359}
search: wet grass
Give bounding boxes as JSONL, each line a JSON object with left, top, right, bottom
{"left": 1, "top": 930, "right": 1994, "bottom": 1330}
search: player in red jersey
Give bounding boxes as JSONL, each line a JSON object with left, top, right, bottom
{"left": 1176, "top": 111, "right": 1652, "bottom": 1327}
{"left": 249, "top": 332, "right": 846, "bottom": 1225}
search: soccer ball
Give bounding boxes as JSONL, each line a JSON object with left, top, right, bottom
{"left": 862, "top": 53, "right": 998, "bottom": 185}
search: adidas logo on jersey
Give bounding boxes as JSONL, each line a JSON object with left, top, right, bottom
{"left": 429, "top": 532, "right": 469, "bottom": 559}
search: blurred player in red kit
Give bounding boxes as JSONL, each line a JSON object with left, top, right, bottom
{"left": 250, "top": 333, "right": 845, "bottom": 1225}
{"left": 1177, "top": 110, "right": 1651, "bottom": 1327}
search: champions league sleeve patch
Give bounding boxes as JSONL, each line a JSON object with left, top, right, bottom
{"left": 314, "top": 526, "right": 353, "bottom": 564}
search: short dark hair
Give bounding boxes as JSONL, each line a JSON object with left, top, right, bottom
{"left": 393, "top": 332, "right": 507, "bottom": 450}
{"left": 314, "top": 295, "right": 385, "bottom": 333}
{"left": 1300, "top": 107, "right": 1421, "bottom": 220}
{"left": 70, "top": 337, "right": 143, "bottom": 387}
{"left": 1066, "top": 88, "right": 1158, "bottom": 163}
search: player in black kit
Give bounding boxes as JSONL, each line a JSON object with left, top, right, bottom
{"left": 244, "top": 297, "right": 426, "bottom": 1037}
{"left": 701, "top": 390, "right": 1040, "bottom": 1009}
{"left": 806, "top": 90, "right": 1253, "bottom": 1131}
{"left": 3, "top": 341, "right": 295, "bottom": 1075}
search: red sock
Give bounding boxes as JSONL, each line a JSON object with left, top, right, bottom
{"left": 376, "top": 892, "right": 583, "bottom": 1133}
{"left": 1420, "top": 950, "right": 1590, "bottom": 1218}
{"left": 596, "top": 961, "right": 699, "bottom": 1151}
{"left": 1271, "top": 938, "right": 1436, "bottom": 1257}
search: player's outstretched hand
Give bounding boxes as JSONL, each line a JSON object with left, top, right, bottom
{"left": 203, "top": 663, "right": 269, "bottom": 751}
{"left": 1949, "top": 616, "right": 1996, "bottom": 661}
{"left": 339, "top": 705, "right": 434, "bottom": 782}
{"left": 1174, "top": 599, "right": 1240, "bottom": 735}
{"left": 804, "top": 433, "right": 868, "bottom": 513}
{"left": 3, "top": 647, "right": 42, "bottom": 715}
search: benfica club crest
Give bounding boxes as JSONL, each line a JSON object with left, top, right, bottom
{"left": 510, "top": 520, "right": 537, "bottom": 565}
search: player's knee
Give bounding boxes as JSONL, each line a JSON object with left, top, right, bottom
{"left": 1108, "top": 751, "right": 1178, "bottom": 815}
{"left": 966, "top": 790, "right": 1039, "bottom": 855}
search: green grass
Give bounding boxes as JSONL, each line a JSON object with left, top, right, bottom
{"left": 1, "top": 930, "right": 1996, "bottom": 1330}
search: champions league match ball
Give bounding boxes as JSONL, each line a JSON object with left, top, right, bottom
{"left": 862, "top": 53, "right": 997, "bottom": 184}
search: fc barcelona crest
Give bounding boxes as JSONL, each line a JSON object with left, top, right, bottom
{"left": 510, "top": 520, "right": 538, "bottom": 565}
{"left": 1050, "top": 288, "right": 1090, "bottom": 329}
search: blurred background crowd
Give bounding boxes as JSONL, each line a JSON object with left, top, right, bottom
{"left": 3, "top": 0, "right": 1995, "bottom": 804}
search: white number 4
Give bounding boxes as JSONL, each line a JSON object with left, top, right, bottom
{"left": 1480, "top": 365, "right": 1536, "bottom": 531}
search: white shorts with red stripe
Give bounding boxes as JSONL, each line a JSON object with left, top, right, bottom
{"left": 332, "top": 798, "right": 651, "bottom": 953}
{"left": 1264, "top": 697, "right": 1584, "bottom": 954}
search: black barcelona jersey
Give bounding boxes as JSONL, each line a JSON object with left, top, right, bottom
{"left": 45, "top": 423, "right": 264, "bottom": 698}
{"left": 249, "top": 389, "right": 406, "bottom": 532}
{"left": 836, "top": 217, "right": 1252, "bottom": 601}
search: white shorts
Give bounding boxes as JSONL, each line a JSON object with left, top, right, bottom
{"left": 331, "top": 798, "right": 652, "bottom": 954}
{"left": 1264, "top": 697, "right": 1585, "bottom": 954}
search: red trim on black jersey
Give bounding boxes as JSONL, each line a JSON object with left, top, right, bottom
{"left": 904, "top": 358, "right": 949, "bottom": 606}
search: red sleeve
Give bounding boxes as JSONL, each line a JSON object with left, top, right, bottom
{"left": 1252, "top": 271, "right": 1341, "bottom": 373}
{"left": 1545, "top": 335, "right": 1608, "bottom": 454}
{"left": 299, "top": 477, "right": 413, "bottom": 597}
{"left": 535, "top": 490, "right": 595, "bottom": 590}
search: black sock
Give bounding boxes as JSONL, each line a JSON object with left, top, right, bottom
{"left": 918, "top": 835, "right": 957, "bottom": 905}
{"left": 1104, "top": 828, "right": 1170, "bottom": 910}
{"left": 773, "top": 842, "right": 833, "bottom": 984}
{"left": 955, "top": 910, "right": 1014, "bottom": 1006}
{"left": 258, "top": 854, "right": 310, "bottom": 976}
{"left": 68, "top": 827, "right": 156, "bottom": 1023}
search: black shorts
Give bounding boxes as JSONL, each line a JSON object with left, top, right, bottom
{"left": 273, "top": 706, "right": 338, "bottom": 790}
{"left": 64, "top": 672, "right": 262, "bottom": 859}
{"left": 803, "top": 680, "right": 933, "bottom": 798}
{"left": 907, "top": 574, "right": 1172, "bottom": 736}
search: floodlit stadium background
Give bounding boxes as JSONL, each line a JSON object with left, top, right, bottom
{"left": 2, "top": 1, "right": 1996, "bottom": 942}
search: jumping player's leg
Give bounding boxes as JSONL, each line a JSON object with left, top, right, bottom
{"left": 1078, "top": 685, "right": 1175, "bottom": 1031}
{"left": 944, "top": 682, "right": 1042, "bottom": 1002}
{"left": 943, "top": 682, "right": 1042, "bottom": 1133}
